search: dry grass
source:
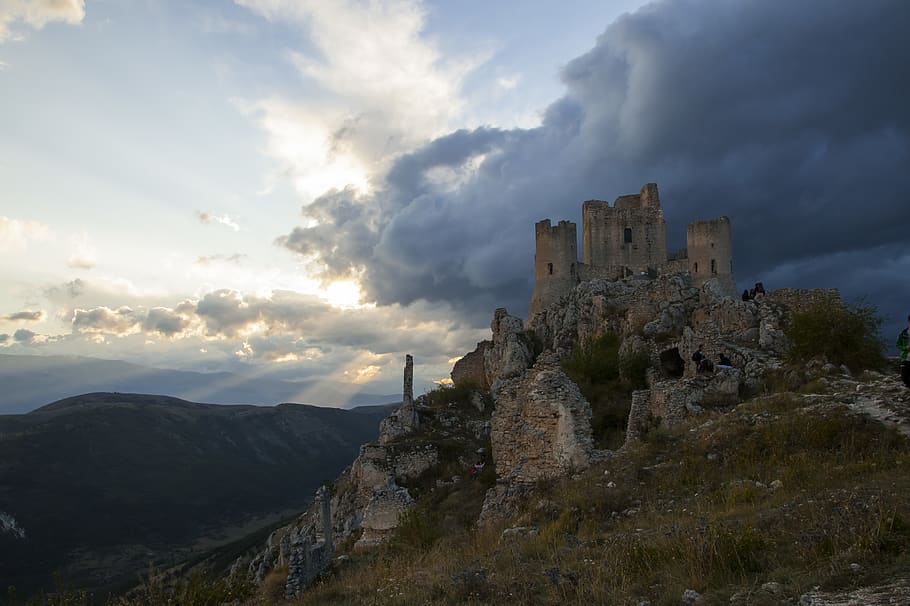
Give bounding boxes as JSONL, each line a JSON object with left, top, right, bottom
{"left": 272, "top": 392, "right": 910, "bottom": 605}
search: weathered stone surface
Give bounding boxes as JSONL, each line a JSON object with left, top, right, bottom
{"left": 379, "top": 354, "right": 420, "bottom": 444}
{"left": 451, "top": 340, "right": 491, "bottom": 390}
{"left": 490, "top": 352, "right": 594, "bottom": 483}
{"left": 355, "top": 482, "right": 414, "bottom": 549}
{"left": 484, "top": 308, "right": 533, "bottom": 390}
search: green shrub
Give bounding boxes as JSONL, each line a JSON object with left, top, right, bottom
{"left": 563, "top": 332, "right": 652, "bottom": 449}
{"left": 423, "top": 382, "right": 480, "bottom": 409}
{"left": 785, "top": 298, "right": 886, "bottom": 372}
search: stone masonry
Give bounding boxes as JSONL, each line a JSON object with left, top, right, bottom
{"left": 529, "top": 183, "right": 736, "bottom": 322}
{"left": 490, "top": 351, "right": 595, "bottom": 484}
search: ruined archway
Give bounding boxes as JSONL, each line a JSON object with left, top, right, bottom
{"left": 659, "top": 347, "right": 685, "bottom": 378}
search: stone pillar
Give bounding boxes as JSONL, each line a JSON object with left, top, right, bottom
{"left": 625, "top": 390, "right": 652, "bottom": 444}
{"left": 403, "top": 354, "right": 413, "bottom": 407}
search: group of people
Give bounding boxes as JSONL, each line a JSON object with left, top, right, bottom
{"left": 741, "top": 282, "right": 766, "bottom": 301}
{"left": 691, "top": 346, "right": 733, "bottom": 374}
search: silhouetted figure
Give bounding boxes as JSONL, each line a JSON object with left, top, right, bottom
{"left": 692, "top": 346, "right": 713, "bottom": 373}
{"left": 754, "top": 282, "right": 766, "bottom": 295}
{"left": 717, "top": 353, "right": 733, "bottom": 369}
{"left": 742, "top": 289, "right": 751, "bottom": 301}
{"left": 898, "top": 315, "right": 910, "bottom": 389}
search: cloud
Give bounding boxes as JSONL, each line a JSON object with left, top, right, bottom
{"left": 0, "top": 334, "right": 8, "bottom": 344}
{"left": 236, "top": 0, "right": 484, "bottom": 201}
{"left": 0, "top": 0, "right": 85, "bottom": 42}
{"left": 66, "top": 232, "right": 96, "bottom": 269}
{"left": 195, "top": 253, "right": 246, "bottom": 265}
{"left": 273, "top": 0, "right": 910, "bottom": 337}
{"left": 71, "top": 306, "right": 143, "bottom": 336}
{"left": 5, "top": 309, "right": 44, "bottom": 321}
{"left": 12, "top": 328, "right": 38, "bottom": 344}
{"left": 0, "top": 216, "right": 52, "bottom": 250}
{"left": 196, "top": 210, "right": 241, "bottom": 231}
{"left": 143, "top": 304, "right": 195, "bottom": 338}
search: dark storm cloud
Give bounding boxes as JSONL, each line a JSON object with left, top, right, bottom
{"left": 5, "top": 310, "right": 44, "bottom": 321}
{"left": 276, "top": 0, "right": 910, "bottom": 336}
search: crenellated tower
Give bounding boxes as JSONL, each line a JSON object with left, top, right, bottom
{"left": 529, "top": 219, "right": 579, "bottom": 321}
{"left": 686, "top": 216, "right": 735, "bottom": 293}
{"left": 581, "top": 183, "right": 668, "bottom": 279}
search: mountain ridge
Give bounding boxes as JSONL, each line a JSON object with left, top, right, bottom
{"left": 0, "top": 353, "right": 399, "bottom": 414}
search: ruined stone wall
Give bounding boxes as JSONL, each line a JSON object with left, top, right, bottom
{"left": 687, "top": 217, "right": 734, "bottom": 293}
{"left": 581, "top": 183, "right": 668, "bottom": 278}
{"left": 529, "top": 220, "right": 579, "bottom": 322}
{"left": 490, "top": 353, "right": 594, "bottom": 483}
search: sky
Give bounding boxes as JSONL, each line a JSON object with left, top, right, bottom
{"left": 1, "top": 0, "right": 909, "bottom": 398}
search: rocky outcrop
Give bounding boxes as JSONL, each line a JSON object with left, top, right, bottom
{"left": 484, "top": 308, "right": 534, "bottom": 390}
{"left": 451, "top": 341, "right": 491, "bottom": 390}
{"left": 355, "top": 482, "right": 415, "bottom": 548}
{"left": 490, "top": 352, "right": 595, "bottom": 484}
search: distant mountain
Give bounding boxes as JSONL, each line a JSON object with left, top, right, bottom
{"left": 0, "top": 393, "right": 396, "bottom": 600}
{"left": 0, "top": 354, "right": 399, "bottom": 414}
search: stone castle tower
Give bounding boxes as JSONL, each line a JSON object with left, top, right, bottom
{"left": 582, "top": 183, "right": 668, "bottom": 277}
{"left": 529, "top": 219, "right": 579, "bottom": 324}
{"left": 528, "top": 183, "right": 736, "bottom": 321}
{"left": 687, "top": 217, "right": 734, "bottom": 291}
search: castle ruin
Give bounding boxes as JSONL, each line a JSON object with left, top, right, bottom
{"left": 529, "top": 183, "right": 735, "bottom": 321}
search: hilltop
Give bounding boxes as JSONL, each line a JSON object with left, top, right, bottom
{"left": 0, "top": 393, "right": 394, "bottom": 600}
{"left": 212, "top": 267, "right": 910, "bottom": 605}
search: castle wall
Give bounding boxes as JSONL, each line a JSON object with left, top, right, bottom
{"left": 687, "top": 217, "right": 734, "bottom": 292}
{"left": 529, "top": 220, "right": 579, "bottom": 321}
{"left": 581, "top": 183, "right": 668, "bottom": 278}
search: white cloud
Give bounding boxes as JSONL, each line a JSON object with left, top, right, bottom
{"left": 66, "top": 231, "right": 96, "bottom": 269}
{"left": 196, "top": 210, "right": 241, "bottom": 231}
{"left": 0, "top": 0, "right": 85, "bottom": 42}
{"left": 496, "top": 75, "right": 520, "bottom": 91}
{"left": 236, "top": 0, "right": 484, "bottom": 201}
{"left": 0, "top": 216, "right": 52, "bottom": 250}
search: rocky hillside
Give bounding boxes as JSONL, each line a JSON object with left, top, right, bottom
{"left": 211, "top": 273, "right": 910, "bottom": 606}
{"left": 0, "top": 393, "right": 393, "bottom": 601}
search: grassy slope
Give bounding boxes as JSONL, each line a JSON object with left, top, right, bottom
{"left": 287, "top": 382, "right": 910, "bottom": 606}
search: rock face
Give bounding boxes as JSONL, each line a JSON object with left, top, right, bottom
{"left": 451, "top": 341, "right": 491, "bottom": 389}
{"left": 484, "top": 308, "right": 534, "bottom": 390}
{"left": 490, "top": 352, "right": 595, "bottom": 483}
{"left": 239, "top": 353, "right": 492, "bottom": 595}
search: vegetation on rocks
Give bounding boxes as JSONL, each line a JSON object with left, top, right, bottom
{"left": 562, "top": 332, "right": 650, "bottom": 449}
{"left": 785, "top": 298, "right": 887, "bottom": 372}
{"left": 284, "top": 382, "right": 910, "bottom": 606}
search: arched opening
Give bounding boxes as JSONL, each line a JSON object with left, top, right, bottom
{"left": 693, "top": 262, "right": 698, "bottom": 273}
{"left": 711, "top": 259, "right": 717, "bottom": 274}
{"left": 548, "top": 263, "right": 553, "bottom": 275}
{"left": 624, "top": 227, "right": 633, "bottom": 243}
{"left": 659, "top": 347, "right": 685, "bottom": 378}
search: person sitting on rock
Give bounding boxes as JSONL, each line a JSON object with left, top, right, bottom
{"left": 741, "top": 289, "right": 751, "bottom": 301}
{"left": 754, "top": 282, "right": 766, "bottom": 296}
{"left": 693, "top": 346, "right": 714, "bottom": 373}
{"left": 898, "top": 315, "right": 910, "bottom": 388}
{"left": 717, "top": 352, "right": 734, "bottom": 369}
